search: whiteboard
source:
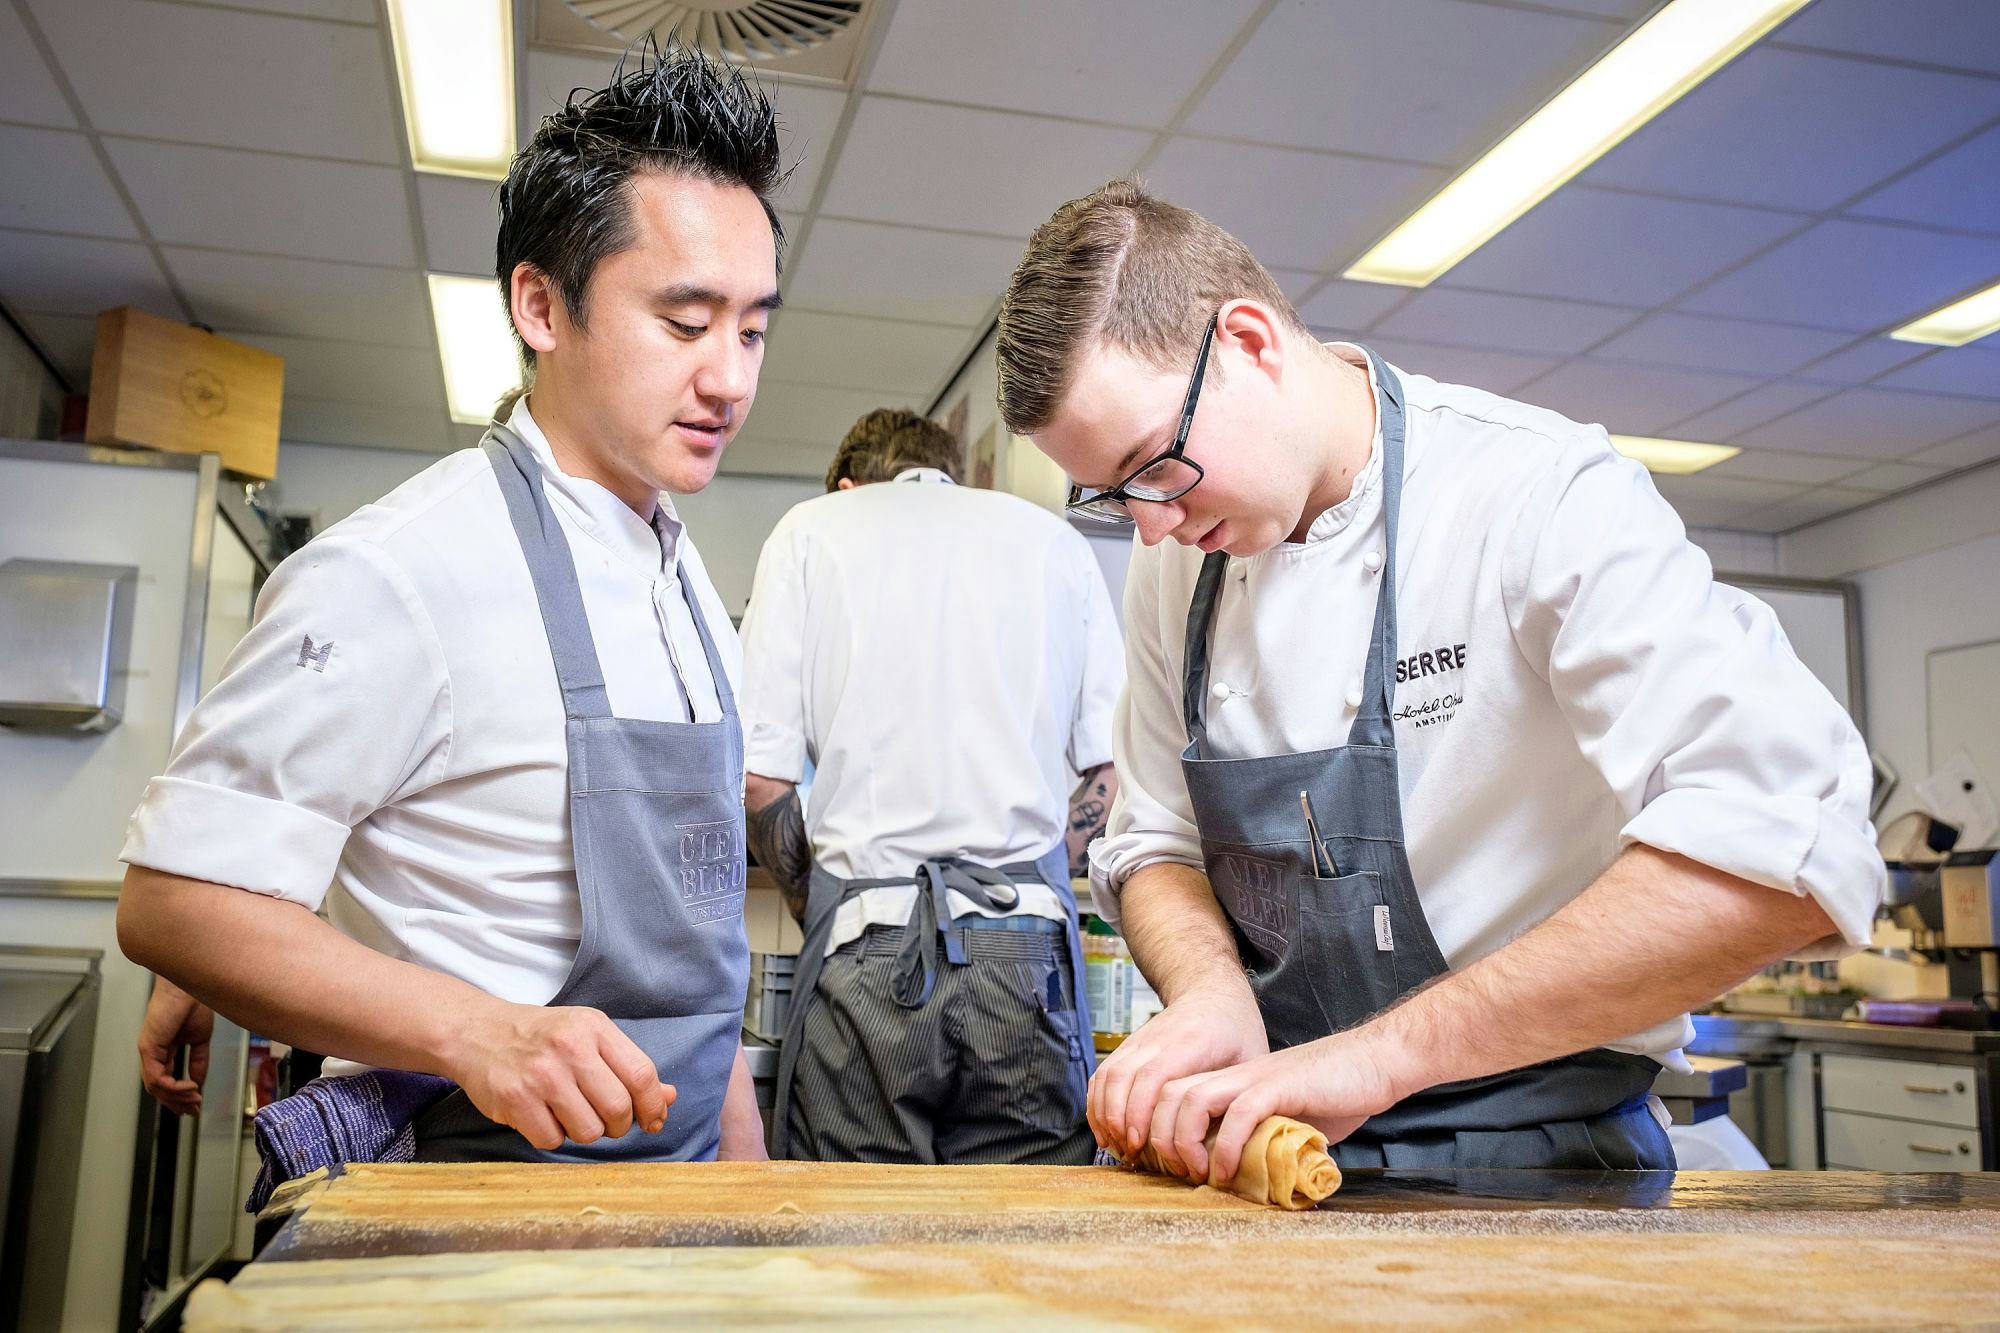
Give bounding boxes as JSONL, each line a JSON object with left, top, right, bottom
{"left": 1724, "top": 577, "right": 1862, "bottom": 735}
{"left": 1929, "top": 638, "right": 2000, "bottom": 803}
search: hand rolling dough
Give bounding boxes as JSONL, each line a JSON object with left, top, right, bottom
{"left": 1128, "top": 1116, "right": 1341, "bottom": 1211}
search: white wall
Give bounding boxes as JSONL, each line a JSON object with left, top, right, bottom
{"left": 1796, "top": 467, "right": 2000, "bottom": 825}
{"left": 1779, "top": 460, "right": 2000, "bottom": 830}
{"left": 0, "top": 317, "right": 64, "bottom": 440}
{"left": 1687, "top": 526, "right": 1779, "bottom": 577}
{"left": 269, "top": 441, "right": 820, "bottom": 617}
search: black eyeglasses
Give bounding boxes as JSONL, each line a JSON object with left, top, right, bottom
{"left": 1066, "top": 313, "right": 1216, "bottom": 524}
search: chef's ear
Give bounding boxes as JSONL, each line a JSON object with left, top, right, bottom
{"left": 1215, "top": 299, "right": 1287, "bottom": 385}
{"left": 510, "top": 262, "right": 561, "bottom": 358}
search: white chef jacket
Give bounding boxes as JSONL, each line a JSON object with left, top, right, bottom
{"left": 1093, "top": 348, "right": 1884, "bottom": 1069}
{"left": 121, "top": 398, "right": 741, "bottom": 1072}
{"left": 738, "top": 468, "right": 1123, "bottom": 951}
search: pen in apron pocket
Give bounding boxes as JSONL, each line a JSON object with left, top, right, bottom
{"left": 1299, "top": 790, "right": 1334, "bottom": 878}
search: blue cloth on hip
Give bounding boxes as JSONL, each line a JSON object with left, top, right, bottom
{"left": 245, "top": 1069, "right": 454, "bottom": 1212}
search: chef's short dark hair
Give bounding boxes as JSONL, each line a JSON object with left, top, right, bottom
{"left": 496, "top": 36, "right": 786, "bottom": 372}
{"left": 825, "top": 408, "right": 963, "bottom": 490}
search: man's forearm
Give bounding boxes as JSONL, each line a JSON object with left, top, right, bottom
{"left": 1116, "top": 861, "right": 1251, "bottom": 1005}
{"left": 1066, "top": 764, "right": 1119, "bottom": 878}
{"left": 744, "top": 774, "right": 811, "bottom": 924}
{"left": 717, "top": 1042, "right": 767, "bottom": 1159}
{"left": 117, "top": 864, "right": 500, "bottom": 1077}
{"left": 1359, "top": 845, "right": 1842, "bottom": 1099}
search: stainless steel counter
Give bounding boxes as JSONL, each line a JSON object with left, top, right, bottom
{"left": 1693, "top": 1012, "right": 2000, "bottom": 1056}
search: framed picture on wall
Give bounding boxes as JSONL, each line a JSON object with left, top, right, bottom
{"left": 942, "top": 395, "right": 969, "bottom": 451}
{"left": 968, "top": 419, "right": 1006, "bottom": 491}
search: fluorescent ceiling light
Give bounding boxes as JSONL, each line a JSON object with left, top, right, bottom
{"left": 1345, "top": 0, "right": 1813, "bottom": 288}
{"left": 1889, "top": 279, "right": 2000, "bottom": 348}
{"left": 385, "top": 0, "right": 515, "bottom": 179}
{"left": 428, "top": 274, "right": 518, "bottom": 426}
{"left": 1611, "top": 434, "right": 1740, "bottom": 475}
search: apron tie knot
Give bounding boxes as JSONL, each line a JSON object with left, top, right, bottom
{"left": 889, "top": 858, "right": 1021, "bottom": 1008}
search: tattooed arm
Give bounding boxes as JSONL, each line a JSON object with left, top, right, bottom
{"left": 1065, "top": 763, "right": 1120, "bottom": 879}
{"left": 745, "top": 772, "right": 813, "bottom": 924}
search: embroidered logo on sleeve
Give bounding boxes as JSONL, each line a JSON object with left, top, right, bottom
{"left": 296, "top": 634, "right": 334, "bottom": 672}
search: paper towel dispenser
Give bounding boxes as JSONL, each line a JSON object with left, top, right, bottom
{"left": 0, "top": 559, "right": 137, "bottom": 732}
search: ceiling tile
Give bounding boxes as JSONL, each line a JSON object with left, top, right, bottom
{"left": 744, "top": 381, "right": 923, "bottom": 448}
{"left": 1373, "top": 287, "right": 1638, "bottom": 357}
{"left": 221, "top": 329, "right": 444, "bottom": 410}
{"left": 1849, "top": 123, "right": 2000, "bottom": 237}
{"left": 1145, "top": 137, "right": 1446, "bottom": 270}
{"left": 1446, "top": 186, "right": 1802, "bottom": 307}
{"left": 1662, "top": 380, "right": 1835, "bottom": 440}
{"left": 1678, "top": 219, "right": 2000, "bottom": 332}
{"left": 1737, "top": 386, "right": 2000, "bottom": 456}
{"left": 211, "top": 0, "right": 377, "bottom": 18}
{"left": 1789, "top": 337, "right": 1934, "bottom": 385}
{"left": 760, "top": 310, "right": 963, "bottom": 396}
{"left": 105, "top": 138, "right": 415, "bottom": 267}
{"left": 1295, "top": 279, "right": 1410, "bottom": 332}
{"left": 1590, "top": 311, "right": 1851, "bottom": 377}
{"left": 1270, "top": 269, "right": 1322, "bottom": 302}
{"left": 1835, "top": 460, "right": 1950, "bottom": 493}
{"left": 1581, "top": 48, "right": 2000, "bottom": 212}
{"left": 416, "top": 174, "right": 500, "bottom": 276}
{"left": 765, "top": 80, "right": 849, "bottom": 213}
{"left": 1703, "top": 449, "right": 1866, "bottom": 485}
{"left": 280, "top": 397, "right": 457, "bottom": 452}
{"left": 784, "top": 220, "right": 1021, "bottom": 327}
{"left": 522, "top": 46, "right": 619, "bottom": 119}
{"left": 0, "top": 230, "right": 175, "bottom": 316}
{"left": 27, "top": 0, "right": 400, "bottom": 164}
{"left": 1513, "top": 360, "right": 1764, "bottom": 435}
{"left": 0, "top": 126, "right": 137, "bottom": 239}
{"left": 821, "top": 98, "right": 1150, "bottom": 237}
{"left": 1186, "top": 0, "right": 1621, "bottom": 165}
{"left": 164, "top": 248, "right": 430, "bottom": 347}
{"left": 15, "top": 310, "right": 97, "bottom": 385}
{"left": 1875, "top": 345, "right": 2000, "bottom": 400}
{"left": 1728, "top": 486, "right": 1878, "bottom": 533}
{"left": 1906, "top": 425, "right": 2000, "bottom": 470}
{"left": 1361, "top": 337, "right": 1560, "bottom": 398}
{"left": 1650, "top": 473, "right": 1803, "bottom": 529}
{"left": 868, "top": 0, "right": 1256, "bottom": 130}
{"left": 0, "top": 2, "right": 73, "bottom": 128}
{"left": 1773, "top": 0, "right": 2000, "bottom": 77}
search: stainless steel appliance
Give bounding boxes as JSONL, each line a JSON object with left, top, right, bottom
{"left": 0, "top": 948, "right": 100, "bottom": 1332}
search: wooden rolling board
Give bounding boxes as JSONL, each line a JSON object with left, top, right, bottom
{"left": 190, "top": 1229, "right": 2000, "bottom": 1330}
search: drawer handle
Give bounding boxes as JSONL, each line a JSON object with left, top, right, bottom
{"left": 1909, "top": 1143, "right": 1954, "bottom": 1155}
{"left": 1903, "top": 1084, "right": 1954, "bottom": 1095}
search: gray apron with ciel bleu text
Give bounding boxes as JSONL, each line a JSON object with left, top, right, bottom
{"left": 1178, "top": 347, "right": 1673, "bottom": 1171}
{"left": 412, "top": 425, "right": 749, "bottom": 1162}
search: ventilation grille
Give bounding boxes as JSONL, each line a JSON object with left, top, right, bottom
{"left": 561, "top": 1, "right": 864, "bottom": 63}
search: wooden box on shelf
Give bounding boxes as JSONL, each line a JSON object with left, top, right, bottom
{"left": 84, "top": 306, "right": 283, "bottom": 480}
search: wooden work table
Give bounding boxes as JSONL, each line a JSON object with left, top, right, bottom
{"left": 188, "top": 1163, "right": 2000, "bottom": 1329}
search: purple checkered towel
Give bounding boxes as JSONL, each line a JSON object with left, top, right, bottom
{"left": 246, "top": 1070, "right": 453, "bottom": 1211}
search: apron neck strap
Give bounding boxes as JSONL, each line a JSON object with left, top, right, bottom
{"left": 1180, "top": 346, "right": 1409, "bottom": 750}
{"left": 1347, "top": 345, "right": 1407, "bottom": 749}
{"left": 483, "top": 427, "right": 613, "bottom": 719}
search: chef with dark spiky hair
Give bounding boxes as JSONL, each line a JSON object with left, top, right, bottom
{"left": 119, "top": 41, "right": 787, "bottom": 1173}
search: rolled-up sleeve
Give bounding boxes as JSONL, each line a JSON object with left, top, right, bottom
{"left": 1503, "top": 440, "right": 1883, "bottom": 954}
{"left": 1067, "top": 533, "right": 1124, "bottom": 774}
{"left": 120, "top": 537, "right": 450, "bottom": 909}
{"left": 1087, "top": 537, "right": 1204, "bottom": 928}
{"left": 738, "top": 517, "right": 810, "bottom": 784}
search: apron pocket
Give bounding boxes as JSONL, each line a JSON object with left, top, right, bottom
{"left": 1298, "top": 871, "right": 1403, "bottom": 1030}
{"left": 1013, "top": 960, "right": 1088, "bottom": 1133}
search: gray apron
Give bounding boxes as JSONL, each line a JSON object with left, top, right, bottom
{"left": 413, "top": 426, "right": 749, "bottom": 1162}
{"left": 1179, "top": 348, "right": 1672, "bottom": 1170}
{"left": 769, "top": 841, "right": 1093, "bottom": 1158}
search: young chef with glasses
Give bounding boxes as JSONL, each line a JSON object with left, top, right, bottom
{"left": 995, "top": 178, "right": 1884, "bottom": 1184}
